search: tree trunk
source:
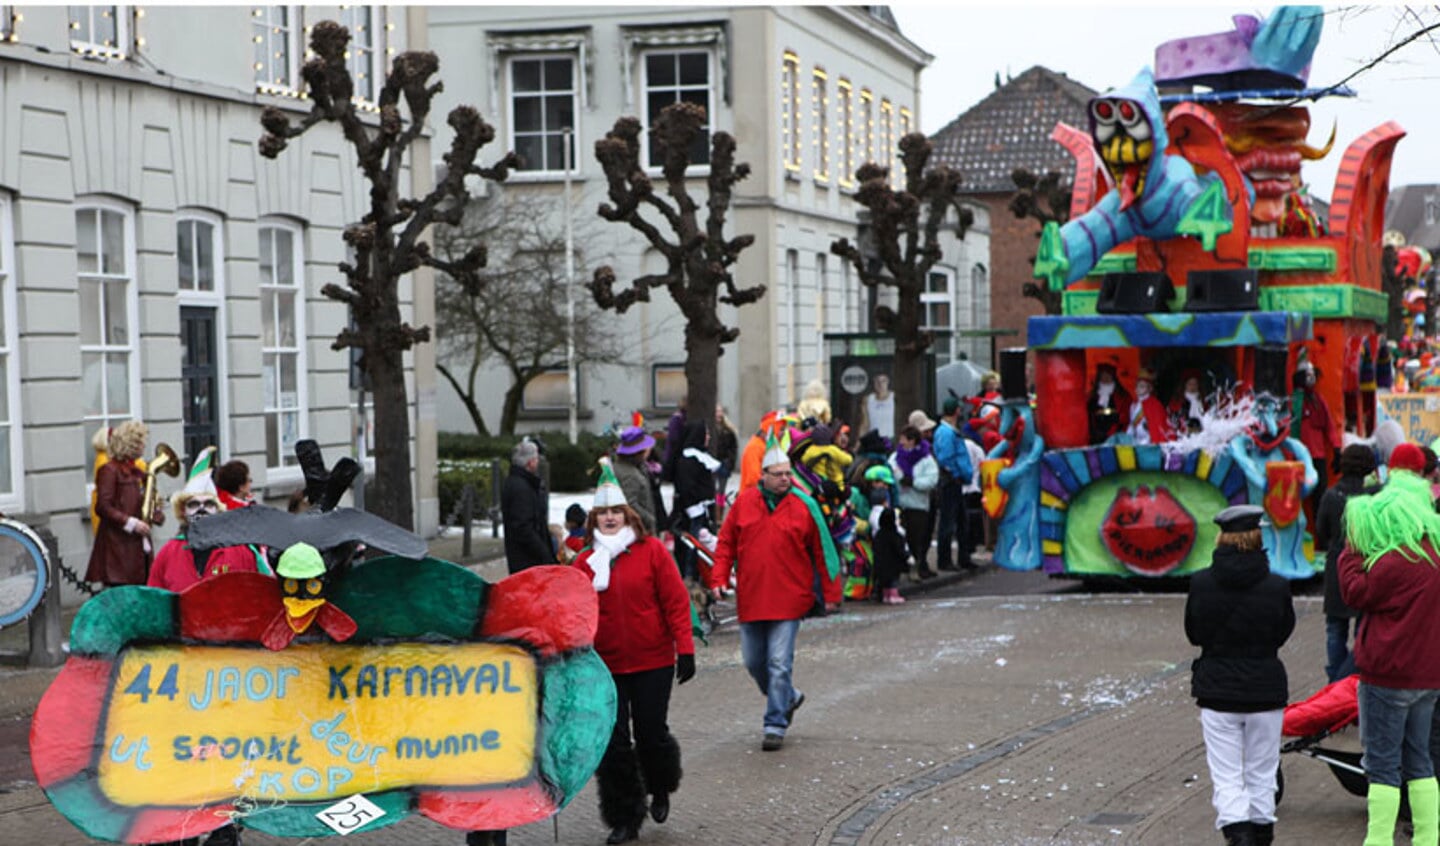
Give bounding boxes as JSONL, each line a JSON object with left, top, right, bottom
{"left": 499, "top": 379, "right": 526, "bottom": 437}
{"left": 683, "top": 320, "right": 720, "bottom": 443}
{"left": 367, "top": 341, "right": 415, "bottom": 531}
{"left": 437, "top": 363, "right": 490, "bottom": 436}
{"left": 891, "top": 277, "right": 927, "bottom": 429}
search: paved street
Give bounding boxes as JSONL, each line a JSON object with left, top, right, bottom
{"left": 1, "top": 566, "right": 1375, "bottom": 845}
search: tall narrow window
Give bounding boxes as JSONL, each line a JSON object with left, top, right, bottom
{"left": 837, "top": 79, "right": 855, "bottom": 188}
{"left": 253, "top": 6, "right": 299, "bottom": 93}
{"left": 859, "top": 89, "right": 874, "bottom": 166}
{"left": 259, "top": 222, "right": 307, "bottom": 470}
{"left": 0, "top": 195, "right": 18, "bottom": 503}
{"left": 177, "top": 213, "right": 227, "bottom": 462}
{"left": 341, "top": 5, "right": 385, "bottom": 103}
{"left": 509, "top": 55, "right": 577, "bottom": 174}
{"left": 922, "top": 269, "right": 954, "bottom": 360}
{"left": 177, "top": 218, "right": 218, "bottom": 293}
{"left": 880, "top": 98, "right": 894, "bottom": 178}
{"left": 899, "top": 106, "right": 912, "bottom": 139}
{"left": 812, "top": 67, "right": 828, "bottom": 184}
{"left": 781, "top": 51, "right": 801, "bottom": 174}
{"left": 69, "top": 5, "right": 128, "bottom": 59}
{"left": 78, "top": 202, "right": 138, "bottom": 464}
{"left": 642, "top": 49, "right": 712, "bottom": 168}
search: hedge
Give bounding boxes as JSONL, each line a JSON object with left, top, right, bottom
{"left": 438, "top": 430, "right": 631, "bottom": 494}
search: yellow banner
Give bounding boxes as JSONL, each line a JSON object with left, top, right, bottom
{"left": 1379, "top": 393, "right": 1440, "bottom": 448}
{"left": 97, "top": 642, "right": 537, "bottom": 807}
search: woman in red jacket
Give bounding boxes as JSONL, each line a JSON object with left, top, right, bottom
{"left": 572, "top": 462, "right": 696, "bottom": 845}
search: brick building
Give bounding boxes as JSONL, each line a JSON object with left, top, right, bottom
{"left": 930, "top": 66, "right": 1095, "bottom": 366}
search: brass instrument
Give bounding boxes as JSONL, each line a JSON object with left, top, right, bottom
{"left": 141, "top": 443, "right": 179, "bottom": 525}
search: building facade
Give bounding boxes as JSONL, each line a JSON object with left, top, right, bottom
{"left": 428, "top": 5, "right": 989, "bottom": 437}
{"left": 0, "top": 4, "right": 437, "bottom": 599}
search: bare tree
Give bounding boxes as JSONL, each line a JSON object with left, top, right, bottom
{"left": 435, "top": 192, "right": 624, "bottom": 435}
{"left": 831, "top": 133, "right": 973, "bottom": 429}
{"left": 258, "top": 21, "right": 517, "bottom": 530}
{"left": 589, "top": 102, "right": 763, "bottom": 428}
{"left": 1008, "top": 168, "right": 1070, "bottom": 316}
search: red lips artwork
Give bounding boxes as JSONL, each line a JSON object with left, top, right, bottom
{"left": 1101, "top": 485, "right": 1198, "bottom": 576}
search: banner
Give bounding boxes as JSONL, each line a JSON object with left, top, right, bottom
{"left": 1379, "top": 393, "right": 1440, "bottom": 448}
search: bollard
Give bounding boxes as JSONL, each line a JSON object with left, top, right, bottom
{"left": 461, "top": 484, "right": 474, "bottom": 559}
{"left": 13, "top": 514, "right": 64, "bottom": 667}
{"left": 490, "top": 458, "right": 503, "bottom": 539}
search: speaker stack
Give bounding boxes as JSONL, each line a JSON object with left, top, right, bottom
{"left": 1095, "top": 272, "right": 1175, "bottom": 314}
{"left": 1184, "top": 269, "right": 1259, "bottom": 312}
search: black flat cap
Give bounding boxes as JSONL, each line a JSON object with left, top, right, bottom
{"left": 1214, "top": 504, "right": 1267, "bottom": 532}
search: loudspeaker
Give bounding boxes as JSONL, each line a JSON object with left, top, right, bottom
{"left": 1095, "top": 272, "right": 1174, "bottom": 314}
{"left": 1184, "top": 269, "right": 1259, "bottom": 312}
{"left": 999, "top": 348, "right": 1028, "bottom": 401}
{"left": 1252, "top": 344, "right": 1291, "bottom": 400}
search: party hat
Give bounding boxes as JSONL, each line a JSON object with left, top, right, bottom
{"left": 762, "top": 430, "right": 791, "bottom": 468}
{"left": 593, "top": 457, "right": 628, "bottom": 508}
{"left": 181, "top": 446, "right": 218, "bottom": 497}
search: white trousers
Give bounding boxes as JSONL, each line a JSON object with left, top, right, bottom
{"left": 1200, "top": 707, "right": 1284, "bottom": 829}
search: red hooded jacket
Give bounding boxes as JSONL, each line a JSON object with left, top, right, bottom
{"left": 1339, "top": 541, "right": 1440, "bottom": 689}
{"left": 573, "top": 535, "right": 695, "bottom": 675}
{"left": 709, "top": 486, "right": 842, "bottom": 622}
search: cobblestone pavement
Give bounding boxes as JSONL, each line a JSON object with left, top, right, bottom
{"left": 1, "top": 569, "right": 1372, "bottom": 845}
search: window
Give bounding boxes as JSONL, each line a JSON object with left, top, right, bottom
{"left": 509, "top": 55, "right": 577, "bottom": 174}
{"left": 0, "top": 196, "right": 18, "bottom": 503}
{"left": 259, "top": 222, "right": 307, "bottom": 470}
{"left": 341, "top": 5, "right": 387, "bottom": 103}
{"left": 859, "top": 89, "right": 874, "bottom": 167}
{"left": 880, "top": 98, "right": 894, "bottom": 178}
{"left": 652, "top": 364, "right": 686, "bottom": 408}
{"left": 522, "top": 368, "right": 579, "bottom": 412}
{"left": 78, "top": 202, "right": 139, "bottom": 465}
{"left": 69, "top": 5, "right": 128, "bottom": 59}
{"left": 781, "top": 51, "right": 801, "bottom": 174}
{"left": 922, "top": 269, "right": 954, "bottom": 356}
{"left": 837, "top": 79, "right": 854, "bottom": 188}
{"left": 899, "top": 106, "right": 912, "bottom": 140}
{"left": 1426, "top": 193, "right": 1440, "bottom": 227}
{"left": 812, "top": 67, "right": 829, "bottom": 183}
{"left": 253, "top": 6, "right": 300, "bottom": 94}
{"left": 177, "top": 218, "right": 219, "bottom": 294}
{"left": 642, "top": 49, "right": 712, "bottom": 168}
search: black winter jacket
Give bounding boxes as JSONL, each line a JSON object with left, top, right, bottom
{"left": 1185, "top": 544, "right": 1295, "bottom": 712}
{"left": 501, "top": 464, "right": 553, "bottom": 574}
{"left": 1314, "top": 475, "right": 1370, "bottom": 618}
{"left": 673, "top": 421, "right": 716, "bottom": 523}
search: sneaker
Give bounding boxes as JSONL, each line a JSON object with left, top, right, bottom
{"left": 785, "top": 691, "right": 806, "bottom": 725}
{"left": 761, "top": 733, "right": 784, "bottom": 751}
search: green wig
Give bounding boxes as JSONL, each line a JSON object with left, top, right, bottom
{"left": 1344, "top": 470, "right": 1440, "bottom": 569}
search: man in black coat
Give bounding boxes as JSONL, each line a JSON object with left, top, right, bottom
{"left": 1313, "top": 443, "right": 1376, "bottom": 682}
{"left": 501, "top": 439, "right": 553, "bottom": 574}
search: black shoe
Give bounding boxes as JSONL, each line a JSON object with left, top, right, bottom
{"left": 785, "top": 691, "right": 806, "bottom": 725}
{"left": 606, "top": 824, "right": 640, "bottom": 844}
{"left": 650, "top": 793, "right": 669, "bottom": 824}
{"left": 1220, "top": 821, "right": 1256, "bottom": 846}
{"left": 761, "top": 733, "right": 784, "bottom": 751}
{"left": 1251, "top": 823, "right": 1273, "bottom": 846}
{"left": 916, "top": 568, "right": 936, "bottom": 580}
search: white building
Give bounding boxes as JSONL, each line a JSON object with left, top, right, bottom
{"left": 0, "top": 4, "right": 437, "bottom": 598}
{"left": 428, "top": 5, "right": 989, "bottom": 436}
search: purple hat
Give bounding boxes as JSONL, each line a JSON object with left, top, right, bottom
{"left": 615, "top": 425, "right": 656, "bottom": 455}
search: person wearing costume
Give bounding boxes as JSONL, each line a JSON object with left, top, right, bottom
{"left": 1293, "top": 362, "right": 1341, "bottom": 504}
{"left": 85, "top": 420, "right": 163, "bottom": 587}
{"left": 1186, "top": 505, "right": 1295, "bottom": 846}
{"left": 708, "top": 433, "right": 841, "bottom": 751}
{"left": 672, "top": 420, "right": 718, "bottom": 583}
{"left": 148, "top": 447, "right": 268, "bottom": 593}
{"left": 1313, "top": 444, "right": 1375, "bottom": 683}
{"left": 213, "top": 459, "right": 254, "bottom": 511}
{"left": 739, "top": 410, "right": 787, "bottom": 491}
{"left": 572, "top": 463, "right": 695, "bottom": 845}
{"left": 1169, "top": 370, "right": 1209, "bottom": 435}
{"left": 613, "top": 424, "right": 664, "bottom": 534}
{"left": 869, "top": 492, "right": 910, "bottom": 606}
{"left": 795, "top": 378, "right": 832, "bottom": 425}
{"left": 1127, "top": 368, "right": 1172, "bottom": 445}
{"left": 1087, "top": 363, "right": 1132, "bottom": 444}
{"left": 794, "top": 423, "right": 853, "bottom": 488}
{"left": 890, "top": 425, "right": 938, "bottom": 580}
{"left": 1338, "top": 445, "right": 1440, "bottom": 846}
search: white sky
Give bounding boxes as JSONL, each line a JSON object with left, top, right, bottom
{"left": 889, "top": 4, "right": 1440, "bottom": 202}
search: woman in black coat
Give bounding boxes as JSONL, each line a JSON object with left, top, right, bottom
{"left": 1313, "top": 444, "right": 1375, "bottom": 682}
{"left": 671, "top": 421, "right": 718, "bottom": 582}
{"left": 1185, "top": 505, "right": 1295, "bottom": 846}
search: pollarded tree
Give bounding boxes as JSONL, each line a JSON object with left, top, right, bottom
{"left": 831, "top": 133, "right": 973, "bottom": 430}
{"left": 1009, "top": 167, "right": 1070, "bottom": 316}
{"left": 258, "top": 20, "right": 518, "bottom": 530}
{"left": 589, "top": 102, "right": 763, "bottom": 429}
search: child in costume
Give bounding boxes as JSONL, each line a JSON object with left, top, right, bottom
{"left": 148, "top": 447, "right": 269, "bottom": 593}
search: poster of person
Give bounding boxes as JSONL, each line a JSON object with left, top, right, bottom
{"left": 833, "top": 358, "right": 897, "bottom": 441}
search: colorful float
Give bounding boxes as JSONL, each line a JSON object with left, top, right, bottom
{"left": 986, "top": 6, "right": 1402, "bottom": 580}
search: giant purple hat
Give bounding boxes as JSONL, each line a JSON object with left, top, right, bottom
{"left": 1154, "top": 6, "right": 1323, "bottom": 94}
{"left": 615, "top": 425, "right": 656, "bottom": 455}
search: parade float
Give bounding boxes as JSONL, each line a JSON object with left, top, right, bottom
{"left": 983, "top": 6, "right": 1403, "bottom": 580}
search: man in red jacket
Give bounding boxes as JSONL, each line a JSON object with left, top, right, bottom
{"left": 710, "top": 435, "right": 842, "bottom": 751}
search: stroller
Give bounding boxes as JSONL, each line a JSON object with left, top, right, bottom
{"left": 676, "top": 529, "right": 723, "bottom": 637}
{"left": 1280, "top": 675, "right": 1372, "bottom": 803}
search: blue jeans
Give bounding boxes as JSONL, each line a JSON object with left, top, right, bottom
{"left": 934, "top": 478, "right": 968, "bottom": 569}
{"left": 739, "top": 619, "right": 801, "bottom": 736}
{"left": 1326, "top": 615, "right": 1357, "bottom": 683}
{"left": 1360, "top": 682, "right": 1440, "bottom": 787}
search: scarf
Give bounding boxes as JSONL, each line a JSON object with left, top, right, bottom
{"left": 893, "top": 440, "right": 932, "bottom": 479}
{"left": 1183, "top": 391, "right": 1204, "bottom": 420}
{"left": 1096, "top": 381, "right": 1115, "bottom": 407}
{"left": 588, "top": 526, "right": 637, "bottom": 592}
{"left": 682, "top": 447, "right": 722, "bottom": 472}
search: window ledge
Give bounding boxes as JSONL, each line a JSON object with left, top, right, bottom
{"left": 505, "top": 170, "right": 586, "bottom": 185}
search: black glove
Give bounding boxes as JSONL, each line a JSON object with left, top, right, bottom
{"left": 676, "top": 654, "right": 696, "bottom": 685}
{"left": 1332, "top": 449, "right": 1342, "bottom": 476}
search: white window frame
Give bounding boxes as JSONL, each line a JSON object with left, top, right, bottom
{"left": 253, "top": 5, "right": 302, "bottom": 96}
{"left": 69, "top": 4, "right": 130, "bottom": 59}
{"left": 922, "top": 267, "right": 955, "bottom": 359}
{"left": 781, "top": 51, "right": 801, "bottom": 176}
{"left": 0, "top": 194, "right": 21, "bottom": 509}
{"left": 176, "top": 210, "right": 231, "bottom": 461}
{"left": 77, "top": 198, "right": 141, "bottom": 469}
{"left": 639, "top": 46, "right": 715, "bottom": 173}
{"left": 812, "top": 67, "right": 829, "bottom": 184}
{"left": 505, "top": 52, "right": 580, "bottom": 178}
{"left": 258, "top": 219, "right": 309, "bottom": 476}
{"left": 881, "top": 98, "right": 894, "bottom": 184}
{"left": 1, "top": 6, "right": 18, "bottom": 43}
{"left": 859, "top": 88, "right": 874, "bottom": 168}
{"left": 837, "top": 79, "right": 855, "bottom": 189}
{"left": 521, "top": 366, "right": 582, "bottom": 413}
{"left": 340, "top": 5, "right": 386, "bottom": 104}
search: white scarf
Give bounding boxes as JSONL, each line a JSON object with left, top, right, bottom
{"left": 1184, "top": 390, "right": 1204, "bottom": 420}
{"left": 588, "top": 526, "right": 637, "bottom": 592}
{"left": 1096, "top": 381, "right": 1115, "bottom": 407}
{"left": 683, "top": 447, "right": 722, "bottom": 472}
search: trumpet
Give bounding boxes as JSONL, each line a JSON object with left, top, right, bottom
{"left": 141, "top": 443, "right": 179, "bottom": 525}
